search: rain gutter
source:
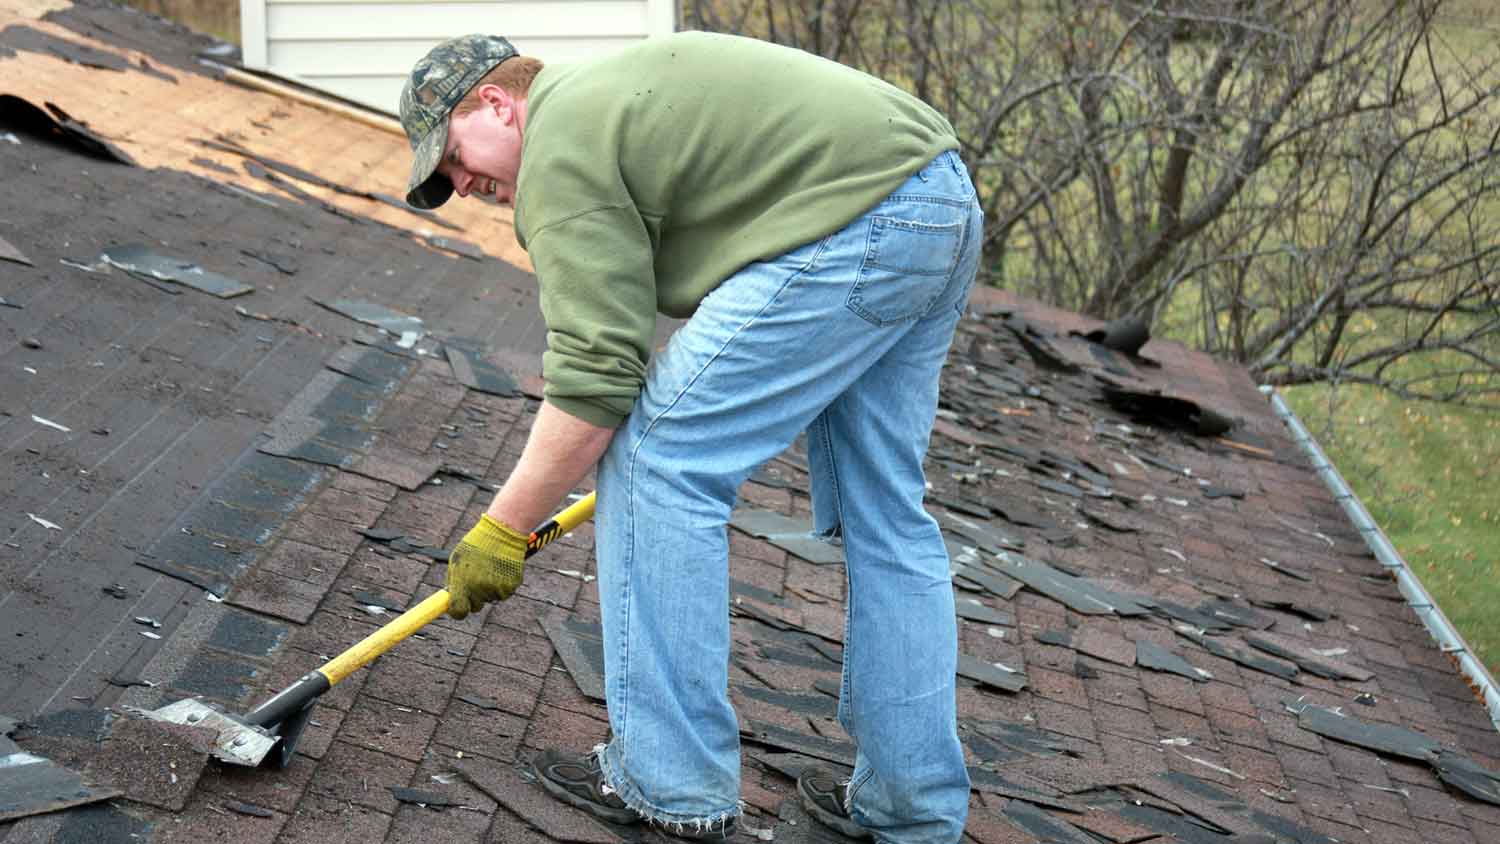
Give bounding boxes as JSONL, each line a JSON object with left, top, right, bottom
{"left": 1260, "top": 385, "right": 1500, "bottom": 733}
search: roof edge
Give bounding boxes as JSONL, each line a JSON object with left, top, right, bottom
{"left": 200, "top": 60, "right": 403, "bottom": 137}
{"left": 1260, "top": 384, "right": 1500, "bottom": 733}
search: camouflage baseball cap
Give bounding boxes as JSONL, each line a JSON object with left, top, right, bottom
{"left": 400, "top": 34, "right": 518, "bottom": 209}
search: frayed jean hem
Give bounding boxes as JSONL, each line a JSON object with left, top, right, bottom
{"left": 596, "top": 742, "right": 742, "bottom": 835}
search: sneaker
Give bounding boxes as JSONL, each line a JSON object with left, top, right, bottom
{"left": 532, "top": 748, "right": 740, "bottom": 840}
{"left": 797, "top": 768, "right": 871, "bottom": 840}
{"left": 532, "top": 748, "right": 639, "bottom": 825}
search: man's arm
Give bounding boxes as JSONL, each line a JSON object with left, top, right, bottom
{"left": 485, "top": 400, "right": 617, "bottom": 533}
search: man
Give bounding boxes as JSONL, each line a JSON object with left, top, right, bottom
{"left": 400, "top": 31, "right": 980, "bottom": 843}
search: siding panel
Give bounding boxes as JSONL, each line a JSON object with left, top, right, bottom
{"left": 253, "top": 0, "right": 666, "bottom": 113}
{"left": 266, "top": 2, "right": 649, "bottom": 41}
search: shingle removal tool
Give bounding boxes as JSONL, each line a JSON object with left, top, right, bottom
{"left": 127, "top": 492, "right": 596, "bottom": 768}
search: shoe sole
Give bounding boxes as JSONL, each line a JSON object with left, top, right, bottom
{"left": 533, "top": 760, "right": 641, "bottom": 825}
{"left": 797, "top": 777, "right": 871, "bottom": 840}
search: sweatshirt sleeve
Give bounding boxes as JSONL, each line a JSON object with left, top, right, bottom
{"left": 527, "top": 204, "right": 658, "bottom": 429}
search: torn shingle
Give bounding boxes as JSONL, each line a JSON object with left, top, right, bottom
{"left": 728, "top": 508, "right": 843, "bottom": 565}
{"left": 1243, "top": 592, "right": 1334, "bottom": 622}
{"left": 747, "top": 749, "right": 840, "bottom": 784}
{"left": 954, "top": 596, "right": 1014, "bottom": 627}
{"left": 0, "top": 94, "right": 136, "bottom": 164}
{"left": 445, "top": 342, "right": 522, "bottom": 397}
{"left": 743, "top": 720, "right": 856, "bottom": 768}
{"left": 347, "top": 439, "right": 441, "bottom": 491}
{"left": 239, "top": 247, "right": 298, "bottom": 275}
{"left": 965, "top": 720, "right": 1089, "bottom": 760}
{"left": 1000, "top": 799, "right": 1097, "bottom": 844}
{"left": 731, "top": 597, "right": 795, "bottom": 631}
{"left": 928, "top": 492, "right": 994, "bottom": 520}
{"left": 424, "top": 234, "right": 486, "bottom": 261}
{"left": 1074, "top": 627, "right": 1137, "bottom": 667}
{"left": 540, "top": 616, "right": 606, "bottom": 703}
{"left": 311, "top": 297, "right": 425, "bottom": 342}
{"left": 966, "top": 768, "right": 1086, "bottom": 813}
{"left": 1294, "top": 706, "right": 1500, "bottom": 806}
{"left": 1078, "top": 507, "right": 1138, "bottom": 533}
{"left": 956, "top": 653, "right": 1028, "bottom": 693}
{"left": 934, "top": 509, "right": 1026, "bottom": 554}
{"left": 1136, "top": 772, "right": 1261, "bottom": 837}
{"left": 1174, "top": 627, "right": 1298, "bottom": 681}
{"left": 102, "top": 244, "right": 254, "bottom": 298}
{"left": 389, "top": 787, "right": 460, "bottom": 807}
{"left": 747, "top": 463, "right": 794, "bottom": 488}
{"left": 1242, "top": 633, "right": 1373, "bottom": 682}
{"left": 734, "top": 685, "right": 837, "bottom": 720}
{"left": 1153, "top": 600, "right": 1236, "bottom": 633}
{"left": 1099, "top": 385, "right": 1236, "bottom": 437}
{"left": 1135, "top": 640, "right": 1210, "bottom": 682}
{"left": 1076, "top": 315, "right": 1152, "bottom": 357}
{"left": 0, "top": 233, "right": 33, "bottom": 267}
{"left": 1295, "top": 704, "right": 1441, "bottom": 763}
{"left": 990, "top": 552, "right": 1151, "bottom": 617}
{"left": 257, "top": 415, "right": 361, "bottom": 469}
{"left": 0, "top": 737, "right": 121, "bottom": 822}
{"left": 1256, "top": 556, "right": 1314, "bottom": 582}
{"left": 1435, "top": 749, "right": 1500, "bottom": 805}
{"left": 1198, "top": 600, "right": 1276, "bottom": 630}
{"left": 1003, "top": 317, "right": 1083, "bottom": 373}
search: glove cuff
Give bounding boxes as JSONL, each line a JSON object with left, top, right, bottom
{"left": 467, "top": 514, "right": 530, "bottom": 557}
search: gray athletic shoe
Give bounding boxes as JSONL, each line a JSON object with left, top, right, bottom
{"left": 797, "top": 768, "right": 871, "bottom": 840}
{"left": 532, "top": 748, "right": 739, "bottom": 840}
{"left": 532, "top": 748, "right": 638, "bottom": 824}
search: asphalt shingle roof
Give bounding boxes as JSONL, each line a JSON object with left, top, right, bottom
{"left": 3, "top": 3, "right": 1499, "bottom": 843}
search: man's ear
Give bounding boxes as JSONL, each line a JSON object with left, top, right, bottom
{"left": 475, "top": 84, "right": 515, "bottom": 122}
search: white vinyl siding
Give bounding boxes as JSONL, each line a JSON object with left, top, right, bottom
{"left": 242, "top": 0, "right": 677, "bottom": 114}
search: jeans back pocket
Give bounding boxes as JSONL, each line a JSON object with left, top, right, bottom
{"left": 847, "top": 216, "right": 964, "bottom": 326}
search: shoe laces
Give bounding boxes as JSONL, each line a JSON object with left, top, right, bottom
{"left": 588, "top": 743, "right": 618, "bottom": 796}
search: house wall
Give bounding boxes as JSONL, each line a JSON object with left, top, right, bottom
{"left": 241, "top": 0, "right": 677, "bottom": 114}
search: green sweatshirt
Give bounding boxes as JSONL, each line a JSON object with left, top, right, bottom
{"left": 514, "top": 31, "right": 959, "bottom": 428}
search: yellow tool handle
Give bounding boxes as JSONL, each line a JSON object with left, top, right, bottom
{"left": 319, "top": 491, "right": 597, "bottom": 686}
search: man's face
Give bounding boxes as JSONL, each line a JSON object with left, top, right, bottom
{"left": 438, "top": 84, "right": 524, "bottom": 206}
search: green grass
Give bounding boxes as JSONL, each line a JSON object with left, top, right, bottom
{"left": 1283, "top": 383, "right": 1500, "bottom": 680}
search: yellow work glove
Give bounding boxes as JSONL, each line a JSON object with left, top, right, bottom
{"left": 446, "top": 515, "right": 529, "bottom": 619}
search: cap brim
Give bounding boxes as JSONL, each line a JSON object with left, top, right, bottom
{"left": 405, "top": 119, "right": 453, "bottom": 210}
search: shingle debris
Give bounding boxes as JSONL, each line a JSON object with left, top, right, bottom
{"left": 445, "top": 340, "right": 523, "bottom": 397}
{"left": 729, "top": 508, "right": 843, "bottom": 565}
{"left": 540, "top": 615, "right": 607, "bottom": 703}
{"left": 102, "top": 244, "right": 254, "bottom": 298}
{"left": 0, "top": 93, "right": 136, "bottom": 164}
{"left": 1295, "top": 703, "right": 1500, "bottom": 804}
{"left": 0, "top": 232, "right": 33, "bottom": 267}
{"left": 310, "top": 297, "right": 425, "bottom": 345}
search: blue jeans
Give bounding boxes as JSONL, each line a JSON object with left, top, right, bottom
{"left": 594, "top": 150, "right": 978, "bottom": 842}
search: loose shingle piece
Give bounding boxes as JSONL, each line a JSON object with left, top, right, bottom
{"left": 540, "top": 616, "right": 607, "bottom": 703}
{"left": 102, "top": 244, "right": 254, "bottom": 298}
{"left": 1136, "top": 639, "right": 1210, "bottom": 682}
{"left": 0, "top": 736, "right": 120, "bottom": 822}
{"left": 990, "top": 551, "right": 1151, "bottom": 617}
{"left": 0, "top": 232, "right": 33, "bottom": 267}
{"left": 956, "top": 653, "right": 1028, "bottom": 693}
{"left": 445, "top": 341, "right": 522, "bottom": 397}
{"left": 729, "top": 507, "right": 843, "bottom": 565}
{"left": 1296, "top": 704, "right": 1500, "bottom": 805}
